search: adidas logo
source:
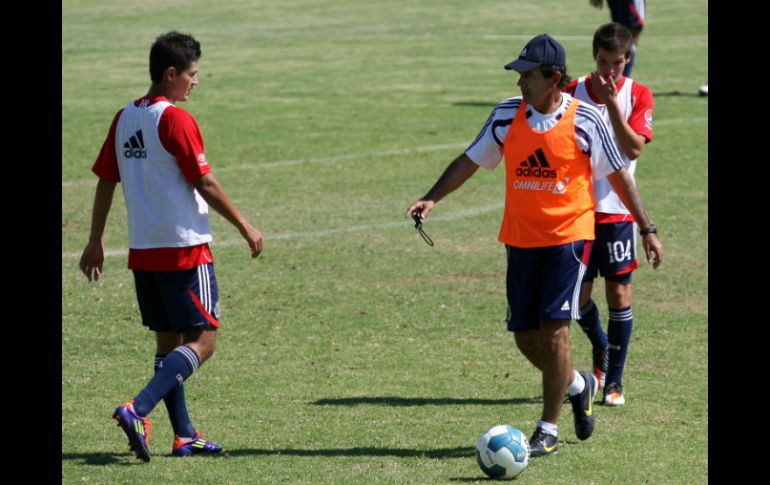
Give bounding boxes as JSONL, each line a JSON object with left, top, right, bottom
{"left": 560, "top": 300, "right": 570, "bottom": 311}
{"left": 123, "top": 130, "right": 147, "bottom": 159}
{"left": 515, "top": 148, "right": 556, "bottom": 178}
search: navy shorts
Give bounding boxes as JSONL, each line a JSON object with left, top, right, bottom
{"left": 584, "top": 222, "right": 638, "bottom": 284}
{"left": 608, "top": 0, "right": 646, "bottom": 29}
{"left": 132, "top": 263, "right": 221, "bottom": 333}
{"left": 505, "top": 240, "right": 592, "bottom": 332}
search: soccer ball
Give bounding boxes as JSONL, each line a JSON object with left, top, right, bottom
{"left": 475, "top": 425, "right": 529, "bottom": 479}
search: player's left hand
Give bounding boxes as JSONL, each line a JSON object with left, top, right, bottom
{"left": 642, "top": 233, "right": 663, "bottom": 269}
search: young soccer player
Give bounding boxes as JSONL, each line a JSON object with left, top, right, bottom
{"left": 79, "top": 31, "right": 263, "bottom": 461}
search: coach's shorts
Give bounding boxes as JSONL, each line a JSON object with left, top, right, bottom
{"left": 584, "top": 222, "right": 638, "bottom": 284}
{"left": 132, "top": 263, "right": 221, "bottom": 333}
{"left": 506, "top": 240, "right": 592, "bottom": 332}
{"left": 608, "top": 0, "right": 646, "bottom": 29}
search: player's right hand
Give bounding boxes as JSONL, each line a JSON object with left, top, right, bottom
{"left": 79, "top": 240, "right": 105, "bottom": 282}
{"left": 405, "top": 200, "right": 435, "bottom": 220}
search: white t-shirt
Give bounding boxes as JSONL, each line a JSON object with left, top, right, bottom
{"left": 465, "top": 93, "right": 624, "bottom": 180}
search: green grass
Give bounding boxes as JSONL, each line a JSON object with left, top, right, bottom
{"left": 62, "top": 0, "right": 707, "bottom": 483}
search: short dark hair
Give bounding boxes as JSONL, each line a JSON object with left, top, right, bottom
{"left": 149, "top": 31, "right": 201, "bottom": 83}
{"left": 592, "top": 22, "right": 634, "bottom": 58}
{"left": 540, "top": 64, "right": 571, "bottom": 89}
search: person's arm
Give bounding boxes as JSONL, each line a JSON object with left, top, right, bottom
{"left": 606, "top": 168, "right": 663, "bottom": 268}
{"left": 405, "top": 153, "right": 479, "bottom": 220}
{"left": 589, "top": 0, "right": 603, "bottom": 8}
{"left": 193, "top": 173, "right": 263, "bottom": 258}
{"left": 590, "top": 73, "right": 646, "bottom": 160}
{"left": 79, "top": 178, "right": 117, "bottom": 281}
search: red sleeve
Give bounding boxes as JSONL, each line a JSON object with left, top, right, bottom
{"left": 157, "top": 106, "right": 212, "bottom": 182}
{"left": 563, "top": 79, "right": 578, "bottom": 95}
{"left": 91, "top": 109, "right": 123, "bottom": 182}
{"left": 628, "top": 83, "right": 653, "bottom": 143}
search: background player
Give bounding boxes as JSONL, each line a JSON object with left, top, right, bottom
{"left": 565, "top": 22, "right": 655, "bottom": 406}
{"left": 590, "top": 0, "right": 646, "bottom": 76}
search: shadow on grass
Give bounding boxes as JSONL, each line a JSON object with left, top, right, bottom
{"left": 223, "top": 446, "right": 474, "bottom": 459}
{"left": 61, "top": 452, "right": 140, "bottom": 466}
{"left": 311, "top": 396, "right": 541, "bottom": 406}
{"left": 448, "top": 478, "right": 494, "bottom": 482}
{"left": 63, "top": 446, "right": 476, "bottom": 464}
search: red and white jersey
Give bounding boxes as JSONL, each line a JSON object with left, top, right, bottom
{"left": 92, "top": 96, "right": 214, "bottom": 271}
{"left": 565, "top": 75, "right": 653, "bottom": 218}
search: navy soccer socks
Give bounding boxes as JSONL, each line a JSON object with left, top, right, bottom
{"left": 133, "top": 345, "right": 201, "bottom": 418}
{"left": 577, "top": 299, "right": 608, "bottom": 351}
{"left": 154, "top": 353, "right": 196, "bottom": 438}
{"left": 606, "top": 306, "right": 633, "bottom": 386}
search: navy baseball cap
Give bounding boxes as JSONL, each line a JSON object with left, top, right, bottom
{"left": 504, "top": 34, "right": 566, "bottom": 73}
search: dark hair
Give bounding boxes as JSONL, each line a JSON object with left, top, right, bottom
{"left": 592, "top": 22, "right": 633, "bottom": 58}
{"left": 149, "top": 31, "right": 201, "bottom": 83}
{"left": 540, "top": 65, "right": 571, "bottom": 89}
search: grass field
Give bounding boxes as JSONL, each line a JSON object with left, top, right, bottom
{"left": 62, "top": 0, "right": 708, "bottom": 483}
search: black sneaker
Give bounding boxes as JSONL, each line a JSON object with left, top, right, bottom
{"left": 592, "top": 346, "right": 608, "bottom": 394}
{"left": 528, "top": 426, "right": 558, "bottom": 457}
{"left": 569, "top": 371, "right": 597, "bottom": 440}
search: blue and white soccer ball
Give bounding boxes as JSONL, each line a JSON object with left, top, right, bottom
{"left": 475, "top": 425, "right": 529, "bottom": 479}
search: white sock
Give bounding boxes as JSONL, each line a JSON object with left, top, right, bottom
{"left": 567, "top": 369, "right": 585, "bottom": 396}
{"left": 537, "top": 420, "right": 558, "bottom": 437}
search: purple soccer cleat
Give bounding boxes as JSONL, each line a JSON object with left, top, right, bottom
{"left": 172, "top": 430, "right": 223, "bottom": 457}
{"left": 112, "top": 401, "right": 152, "bottom": 462}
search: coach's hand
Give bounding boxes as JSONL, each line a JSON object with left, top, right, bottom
{"left": 405, "top": 200, "right": 435, "bottom": 221}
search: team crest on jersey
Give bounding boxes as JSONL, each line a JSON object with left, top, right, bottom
{"left": 644, "top": 109, "right": 653, "bottom": 127}
{"left": 552, "top": 177, "right": 570, "bottom": 195}
{"left": 198, "top": 153, "right": 208, "bottom": 166}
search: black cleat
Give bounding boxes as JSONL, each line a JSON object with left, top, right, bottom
{"left": 569, "top": 371, "right": 598, "bottom": 440}
{"left": 528, "top": 426, "right": 558, "bottom": 457}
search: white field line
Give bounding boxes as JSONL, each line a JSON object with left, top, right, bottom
{"left": 653, "top": 116, "right": 708, "bottom": 125}
{"left": 61, "top": 142, "right": 468, "bottom": 188}
{"left": 61, "top": 115, "right": 708, "bottom": 189}
{"left": 62, "top": 202, "right": 504, "bottom": 259}
{"left": 221, "top": 142, "right": 469, "bottom": 171}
